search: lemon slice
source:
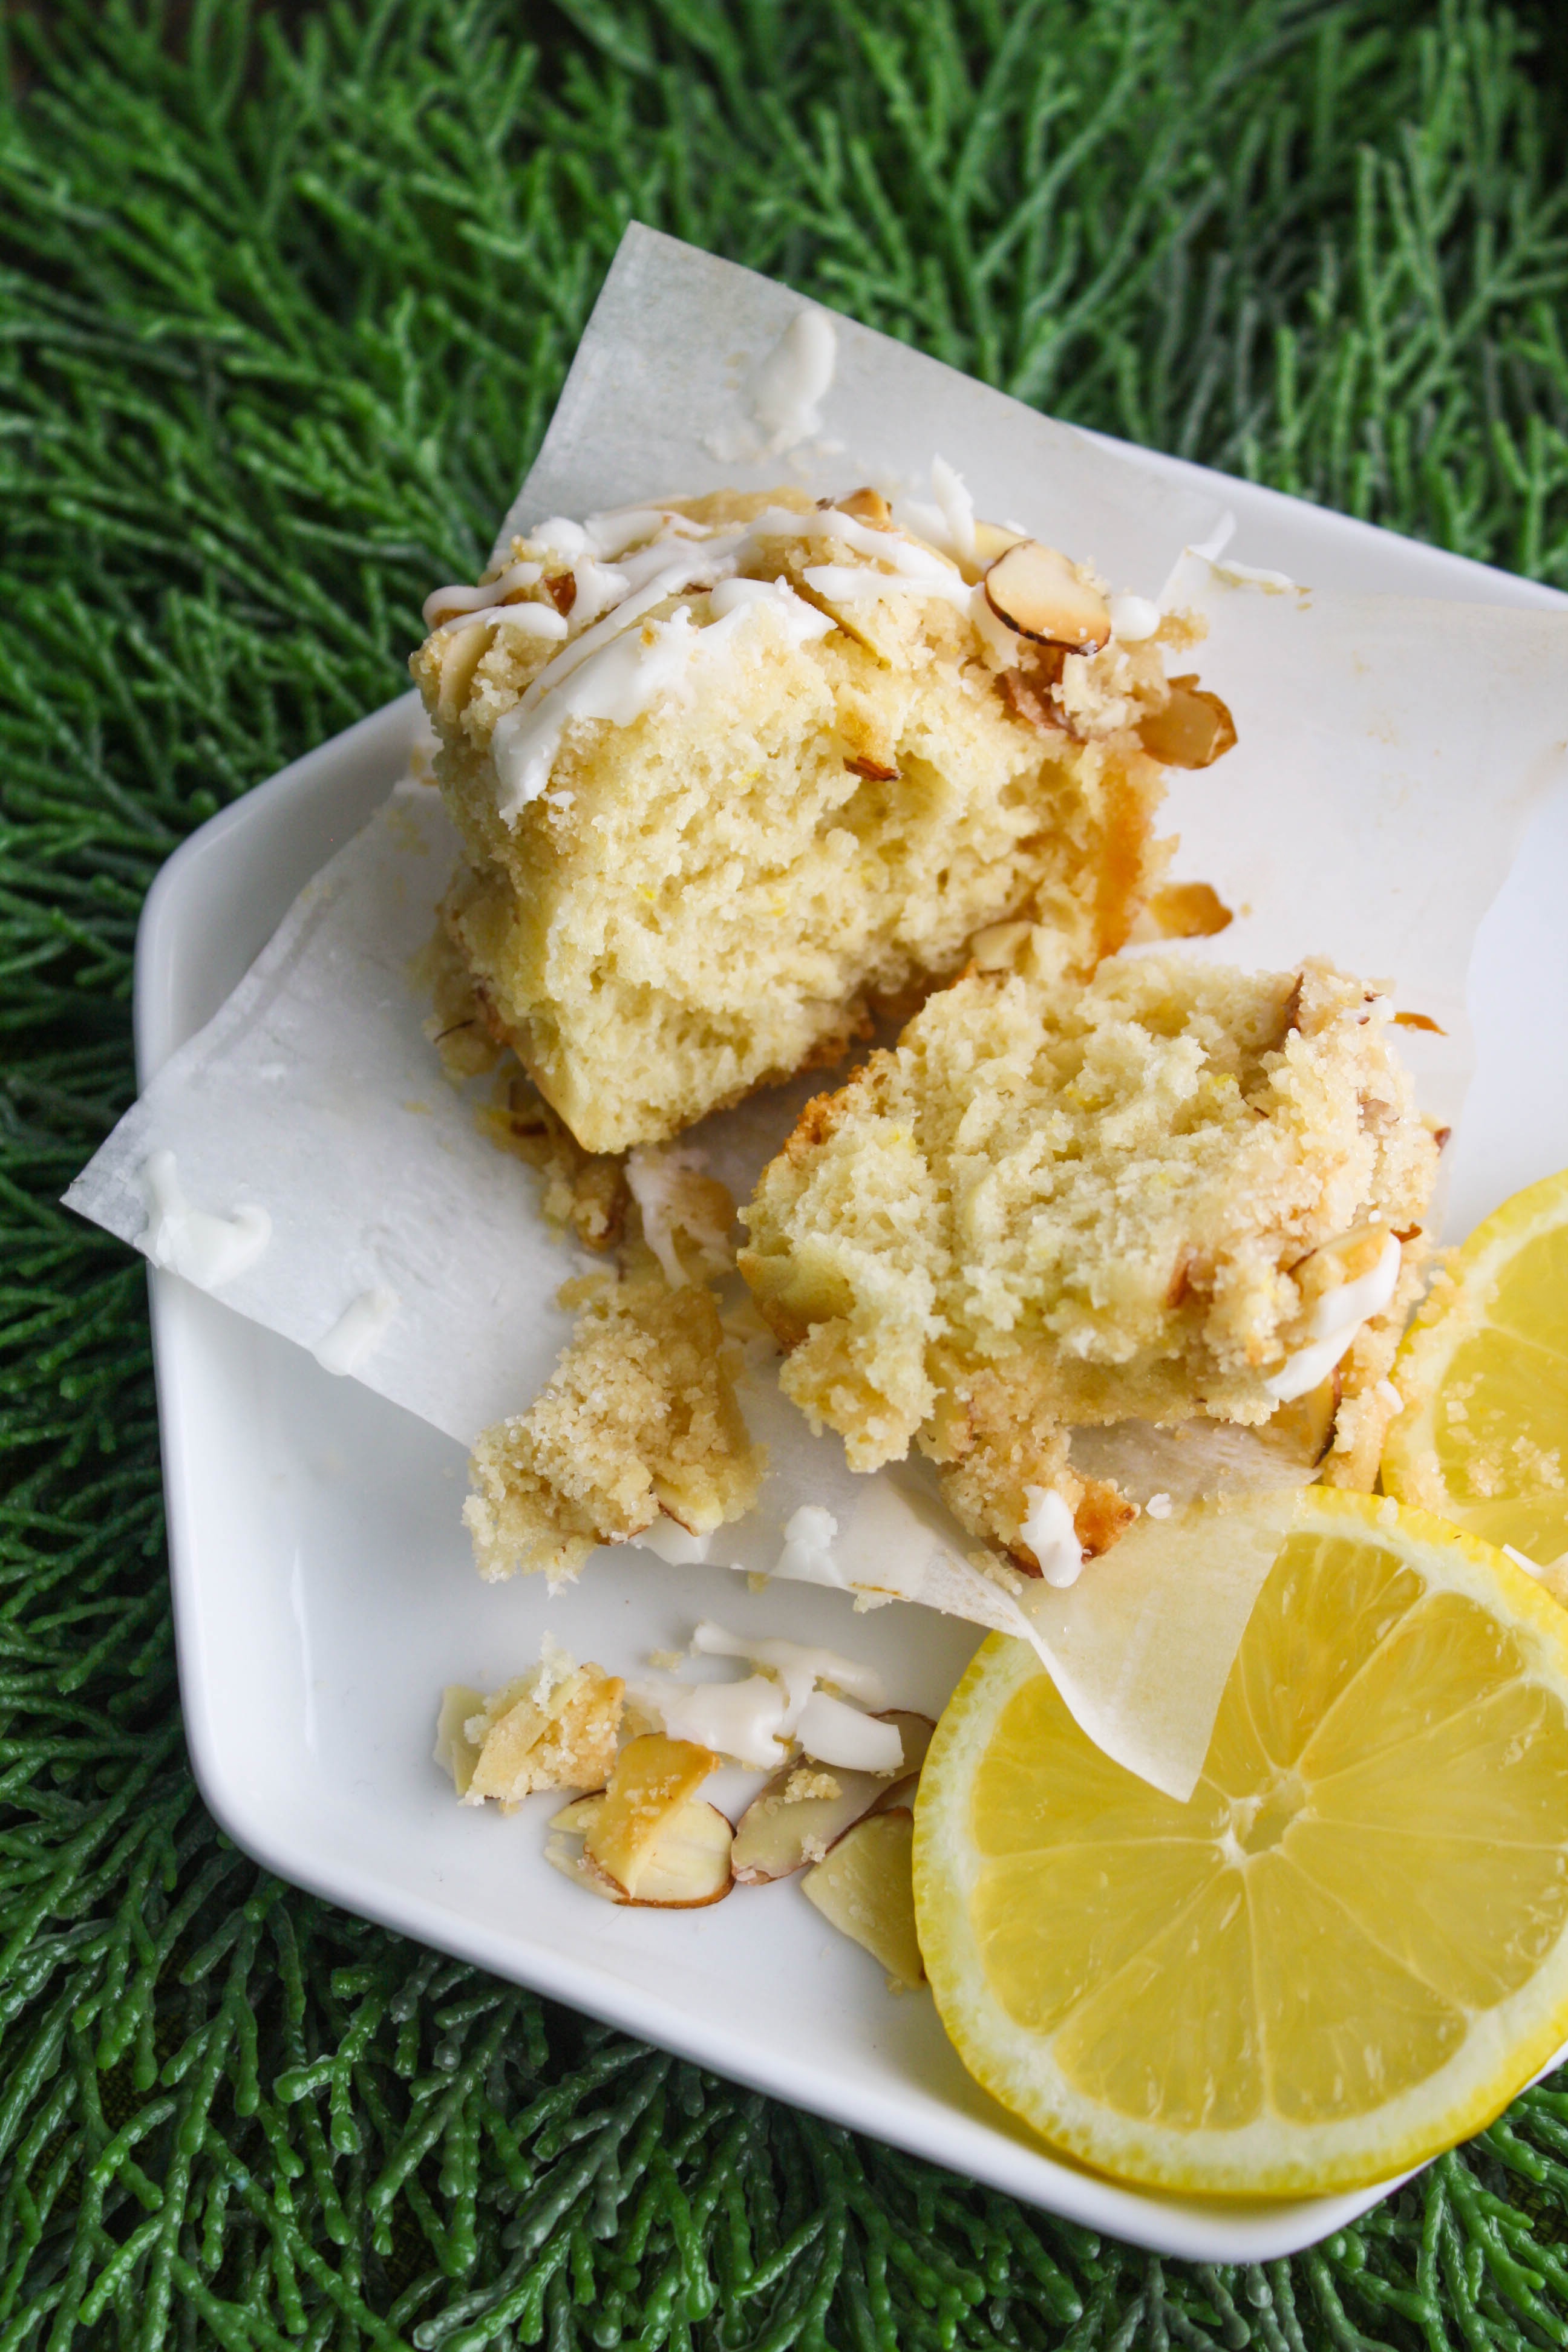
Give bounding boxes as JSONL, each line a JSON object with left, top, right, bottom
{"left": 914, "top": 1490, "right": 1568, "bottom": 2195}
{"left": 1383, "top": 1168, "right": 1568, "bottom": 1574}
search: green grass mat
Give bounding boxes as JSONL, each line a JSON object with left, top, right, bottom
{"left": 3, "top": 1, "right": 1568, "bottom": 2342}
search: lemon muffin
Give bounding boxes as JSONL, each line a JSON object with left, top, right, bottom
{"left": 739, "top": 956, "right": 1439, "bottom": 1572}
{"left": 412, "top": 488, "right": 1232, "bottom": 1153}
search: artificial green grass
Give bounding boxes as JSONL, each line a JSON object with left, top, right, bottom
{"left": 2, "top": 0, "right": 1568, "bottom": 2343}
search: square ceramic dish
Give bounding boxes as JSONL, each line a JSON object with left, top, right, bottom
{"left": 134, "top": 446, "right": 1568, "bottom": 2262}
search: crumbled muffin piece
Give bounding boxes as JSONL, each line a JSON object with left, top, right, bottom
{"left": 411, "top": 490, "right": 1208, "bottom": 1152}
{"left": 435, "top": 1636, "right": 624, "bottom": 1810}
{"left": 464, "top": 1264, "right": 763, "bottom": 1586}
{"left": 739, "top": 956, "right": 1439, "bottom": 1561}
{"left": 413, "top": 918, "right": 507, "bottom": 1083}
{"left": 480, "top": 1063, "right": 630, "bottom": 1252}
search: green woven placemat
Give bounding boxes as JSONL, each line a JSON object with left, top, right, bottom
{"left": 4, "top": 2, "right": 1568, "bottom": 2344}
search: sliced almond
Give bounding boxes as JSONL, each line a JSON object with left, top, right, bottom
{"left": 553, "top": 1794, "right": 734, "bottom": 1907}
{"left": 582, "top": 1732, "right": 718, "bottom": 1900}
{"left": 436, "top": 621, "right": 498, "bottom": 725}
{"left": 545, "top": 1837, "right": 624, "bottom": 1904}
{"left": 549, "top": 1792, "right": 605, "bottom": 1835}
{"left": 984, "top": 540, "right": 1110, "bottom": 653}
{"left": 733, "top": 1765, "right": 886, "bottom": 1884}
{"left": 802, "top": 1809, "right": 924, "bottom": 1989}
{"left": 1291, "top": 1223, "right": 1393, "bottom": 1315}
{"left": 869, "top": 1772, "right": 920, "bottom": 1815}
{"left": 613, "top": 1798, "right": 734, "bottom": 1907}
{"left": 843, "top": 752, "right": 900, "bottom": 782}
{"left": 1137, "top": 679, "right": 1237, "bottom": 768}
{"left": 998, "top": 667, "right": 1061, "bottom": 734}
{"left": 1393, "top": 1010, "right": 1446, "bottom": 1035}
{"left": 1148, "top": 880, "right": 1233, "bottom": 939}
{"left": 1067, "top": 1414, "right": 1329, "bottom": 1503}
{"left": 971, "top": 520, "right": 1028, "bottom": 567}
{"left": 969, "top": 919, "right": 1034, "bottom": 972}
{"left": 434, "top": 1685, "right": 485, "bottom": 1798}
{"left": 835, "top": 487, "right": 893, "bottom": 528}
{"left": 876, "top": 1710, "right": 935, "bottom": 1782}
{"left": 733, "top": 1711, "right": 936, "bottom": 1884}
{"left": 1267, "top": 1371, "right": 1341, "bottom": 1469}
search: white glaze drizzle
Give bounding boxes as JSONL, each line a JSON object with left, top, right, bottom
{"left": 422, "top": 559, "right": 541, "bottom": 628}
{"left": 312, "top": 1285, "right": 400, "bottom": 1376}
{"left": 435, "top": 603, "right": 569, "bottom": 648}
{"left": 1020, "top": 1485, "right": 1084, "bottom": 1589}
{"left": 690, "top": 1621, "right": 886, "bottom": 1711}
{"left": 748, "top": 306, "right": 838, "bottom": 454}
{"left": 626, "top": 1671, "right": 789, "bottom": 1768}
{"left": 800, "top": 561, "right": 972, "bottom": 608}
{"left": 794, "top": 1690, "right": 903, "bottom": 1774}
{"left": 774, "top": 1504, "right": 844, "bottom": 1588}
{"left": 462, "top": 497, "right": 973, "bottom": 824}
{"left": 140, "top": 1150, "right": 270, "bottom": 1289}
{"left": 1264, "top": 1231, "right": 1402, "bottom": 1403}
{"left": 624, "top": 1143, "right": 705, "bottom": 1287}
{"left": 491, "top": 580, "right": 831, "bottom": 822}
{"left": 627, "top": 1616, "right": 897, "bottom": 1770}
{"left": 1109, "top": 592, "right": 1161, "bottom": 642}
{"left": 930, "top": 455, "right": 976, "bottom": 561}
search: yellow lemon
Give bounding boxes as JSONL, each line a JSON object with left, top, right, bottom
{"left": 1383, "top": 1168, "right": 1568, "bottom": 1577}
{"left": 913, "top": 1490, "right": 1568, "bottom": 2195}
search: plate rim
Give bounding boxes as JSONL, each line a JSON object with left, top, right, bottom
{"left": 132, "top": 429, "right": 1564, "bottom": 2261}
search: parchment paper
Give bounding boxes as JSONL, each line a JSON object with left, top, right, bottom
{"left": 64, "top": 228, "right": 1568, "bottom": 1801}
{"left": 500, "top": 225, "right": 1232, "bottom": 593}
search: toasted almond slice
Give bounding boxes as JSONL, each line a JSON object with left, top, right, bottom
{"left": 1292, "top": 1221, "right": 1394, "bottom": 1312}
{"left": 836, "top": 487, "right": 893, "bottom": 528}
{"left": 984, "top": 540, "right": 1110, "bottom": 653}
{"left": 1067, "top": 1413, "right": 1330, "bottom": 1504}
{"left": 733, "top": 1711, "right": 936, "bottom": 1883}
{"left": 583, "top": 1732, "right": 718, "bottom": 1899}
{"left": 876, "top": 1710, "right": 935, "bottom": 1782}
{"left": 969, "top": 919, "right": 1035, "bottom": 972}
{"left": 1137, "top": 680, "right": 1237, "bottom": 768}
{"left": 549, "top": 1792, "right": 605, "bottom": 1835}
{"left": 434, "top": 1685, "right": 485, "bottom": 1798}
{"left": 552, "top": 1800, "right": 733, "bottom": 1907}
{"left": 545, "top": 1835, "right": 624, "bottom": 1904}
{"left": 972, "top": 520, "right": 1028, "bottom": 566}
{"left": 869, "top": 1772, "right": 920, "bottom": 1815}
{"left": 622, "top": 1798, "right": 735, "bottom": 1906}
{"left": 1268, "top": 1371, "right": 1342, "bottom": 1469}
{"left": 436, "top": 621, "right": 498, "bottom": 725}
{"left": 803, "top": 1809, "right": 924, "bottom": 1989}
{"left": 733, "top": 1764, "right": 887, "bottom": 1884}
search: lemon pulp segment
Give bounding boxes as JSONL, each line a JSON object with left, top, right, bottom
{"left": 1384, "top": 1169, "right": 1568, "bottom": 1568}
{"left": 913, "top": 1491, "right": 1568, "bottom": 2194}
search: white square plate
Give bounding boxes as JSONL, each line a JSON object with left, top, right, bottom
{"left": 136, "top": 446, "right": 1568, "bottom": 2263}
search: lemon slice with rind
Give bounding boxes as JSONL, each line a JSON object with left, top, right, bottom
{"left": 914, "top": 1489, "right": 1568, "bottom": 2196}
{"left": 1383, "top": 1168, "right": 1568, "bottom": 1573}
